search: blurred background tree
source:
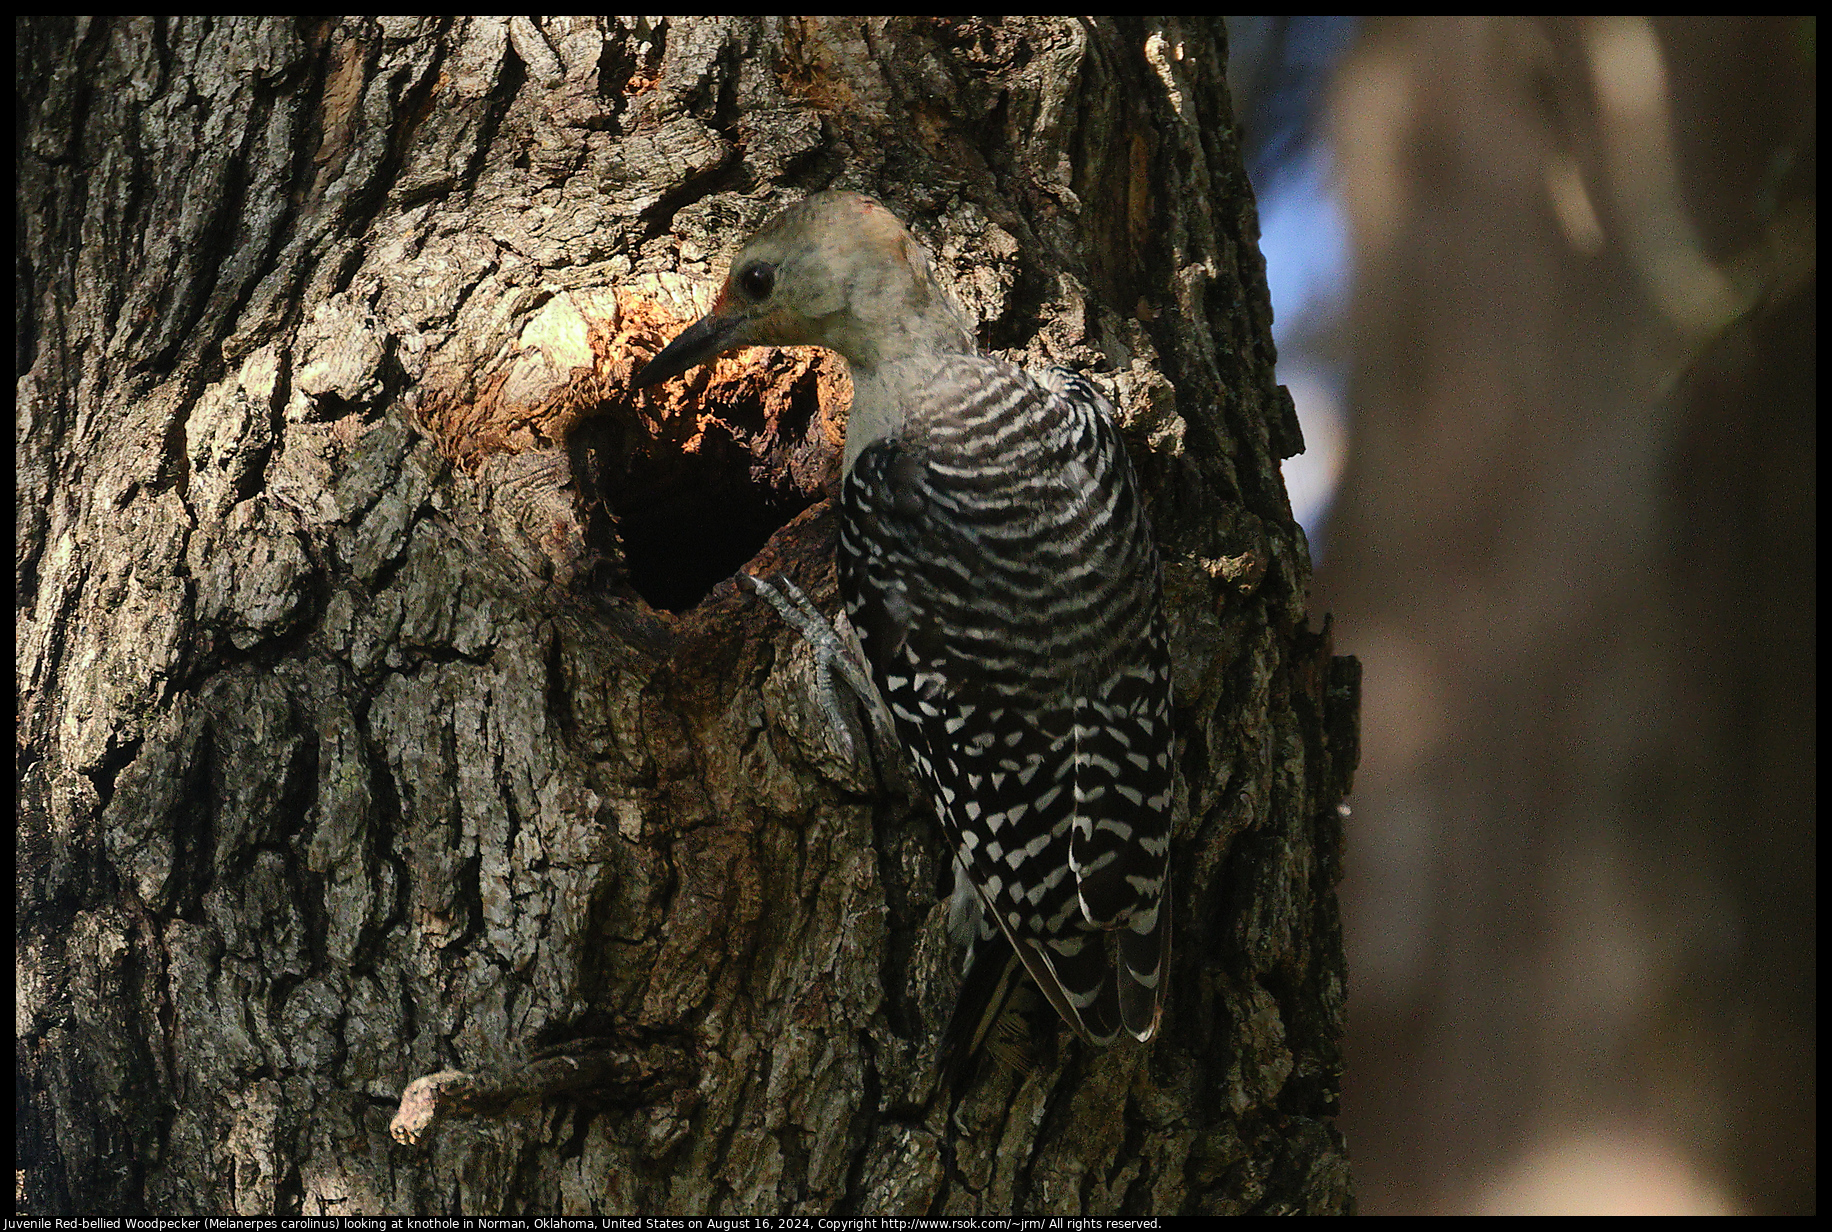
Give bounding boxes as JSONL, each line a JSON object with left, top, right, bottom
{"left": 1228, "top": 14, "right": 1813, "bottom": 1214}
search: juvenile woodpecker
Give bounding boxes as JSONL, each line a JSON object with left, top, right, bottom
{"left": 635, "top": 191, "right": 1174, "bottom": 1051}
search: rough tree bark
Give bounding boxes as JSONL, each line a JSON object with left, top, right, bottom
{"left": 17, "top": 16, "right": 1356, "bottom": 1216}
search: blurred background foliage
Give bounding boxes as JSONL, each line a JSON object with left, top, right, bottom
{"left": 1225, "top": 15, "right": 1814, "bottom": 1215}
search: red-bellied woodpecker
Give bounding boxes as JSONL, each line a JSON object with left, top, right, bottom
{"left": 635, "top": 191, "right": 1174, "bottom": 1058}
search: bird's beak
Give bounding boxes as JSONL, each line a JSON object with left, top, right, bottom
{"left": 632, "top": 304, "right": 757, "bottom": 389}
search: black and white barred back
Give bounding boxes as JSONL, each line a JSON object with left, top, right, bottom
{"left": 837, "top": 353, "right": 1175, "bottom": 1047}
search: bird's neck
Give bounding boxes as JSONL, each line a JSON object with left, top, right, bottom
{"left": 842, "top": 349, "right": 971, "bottom": 473}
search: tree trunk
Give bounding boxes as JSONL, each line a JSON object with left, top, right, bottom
{"left": 17, "top": 16, "right": 1355, "bottom": 1216}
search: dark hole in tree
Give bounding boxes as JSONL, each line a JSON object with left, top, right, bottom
{"left": 614, "top": 432, "right": 819, "bottom": 612}
{"left": 573, "top": 374, "right": 831, "bottom": 613}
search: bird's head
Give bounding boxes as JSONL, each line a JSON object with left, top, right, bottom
{"left": 634, "top": 191, "right": 973, "bottom": 389}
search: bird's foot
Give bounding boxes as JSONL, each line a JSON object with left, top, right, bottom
{"left": 744, "top": 573, "right": 890, "bottom": 762}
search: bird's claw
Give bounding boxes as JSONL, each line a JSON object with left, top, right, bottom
{"left": 745, "top": 573, "right": 886, "bottom": 761}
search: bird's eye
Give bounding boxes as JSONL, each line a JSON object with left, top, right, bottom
{"left": 738, "top": 262, "right": 776, "bottom": 301}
